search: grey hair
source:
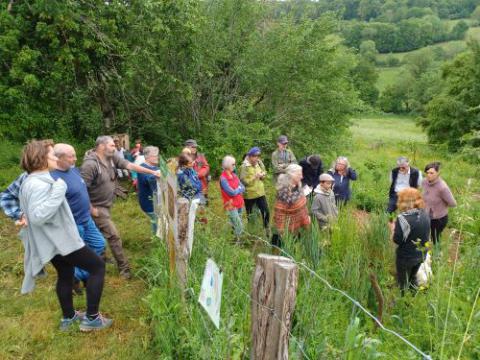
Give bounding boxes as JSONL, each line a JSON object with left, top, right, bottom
{"left": 276, "top": 164, "right": 303, "bottom": 190}
{"left": 144, "top": 146, "right": 159, "bottom": 158}
{"left": 397, "top": 156, "right": 409, "bottom": 166}
{"left": 222, "top": 155, "right": 236, "bottom": 170}
{"left": 95, "top": 135, "right": 114, "bottom": 148}
{"left": 333, "top": 156, "right": 349, "bottom": 169}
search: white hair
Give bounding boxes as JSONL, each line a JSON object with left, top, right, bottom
{"left": 144, "top": 146, "right": 159, "bottom": 158}
{"left": 333, "top": 156, "right": 349, "bottom": 170}
{"left": 222, "top": 155, "right": 236, "bottom": 170}
{"left": 276, "top": 164, "right": 303, "bottom": 190}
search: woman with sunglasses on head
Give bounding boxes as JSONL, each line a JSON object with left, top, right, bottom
{"left": 422, "top": 162, "right": 456, "bottom": 244}
{"left": 18, "top": 140, "right": 111, "bottom": 331}
{"left": 328, "top": 156, "right": 357, "bottom": 206}
{"left": 219, "top": 156, "right": 245, "bottom": 241}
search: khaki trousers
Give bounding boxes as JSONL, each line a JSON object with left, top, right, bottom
{"left": 93, "top": 206, "right": 130, "bottom": 272}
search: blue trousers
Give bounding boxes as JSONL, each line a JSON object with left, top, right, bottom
{"left": 146, "top": 212, "right": 158, "bottom": 236}
{"left": 75, "top": 217, "right": 106, "bottom": 281}
{"left": 227, "top": 208, "right": 243, "bottom": 237}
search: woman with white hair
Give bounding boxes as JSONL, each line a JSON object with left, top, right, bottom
{"left": 219, "top": 155, "right": 245, "bottom": 239}
{"left": 137, "top": 146, "right": 160, "bottom": 235}
{"left": 328, "top": 156, "right": 357, "bottom": 205}
{"left": 272, "top": 164, "right": 311, "bottom": 247}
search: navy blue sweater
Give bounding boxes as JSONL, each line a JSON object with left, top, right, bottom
{"left": 328, "top": 168, "right": 357, "bottom": 202}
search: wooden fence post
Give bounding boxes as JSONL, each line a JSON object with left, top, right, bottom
{"left": 175, "top": 198, "right": 190, "bottom": 291}
{"left": 251, "top": 254, "right": 299, "bottom": 360}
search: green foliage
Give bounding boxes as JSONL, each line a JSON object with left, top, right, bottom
{"left": 421, "top": 42, "right": 480, "bottom": 150}
{"left": 0, "top": 0, "right": 363, "bottom": 170}
{"left": 450, "top": 20, "right": 470, "bottom": 39}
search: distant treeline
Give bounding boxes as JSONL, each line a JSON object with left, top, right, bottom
{"left": 342, "top": 17, "right": 469, "bottom": 53}
{"left": 273, "top": 0, "right": 479, "bottom": 53}
{"left": 273, "top": 0, "right": 480, "bottom": 22}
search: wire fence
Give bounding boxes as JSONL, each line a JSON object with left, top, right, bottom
{"left": 180, "top": 208, "right": 433, "bottom": 360}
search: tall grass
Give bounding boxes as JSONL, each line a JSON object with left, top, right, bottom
{"left": 139, "top": 115, "right": 480, "bottom": 358}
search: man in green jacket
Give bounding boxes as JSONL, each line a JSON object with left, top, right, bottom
{"left": 271, "top": 135, "right": 297, "bottom": 183}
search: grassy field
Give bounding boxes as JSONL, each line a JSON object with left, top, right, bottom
{"left": 1, "top": 114, "right": 480, "bottom": 359}
{"left": 375, "top": 26, "right": 480, "bottom": 93}
{"left": 376, "top": 66, "right": 403, "bottom": 92}
{"left": 0, "top": 192, "right": 156, "bottom": 359}
{"left": 350, "top": 114, "right": 426, "bottom": 143}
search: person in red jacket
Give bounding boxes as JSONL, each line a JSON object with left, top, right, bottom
{"left": 185, "top": 139, "right": 210, "bottom": 200}
{"left": 219, "top": 155, "right": 245, "bottom": 240}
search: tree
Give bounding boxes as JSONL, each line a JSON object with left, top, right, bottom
{"left": 449, "top": 20, "right": 469, "bottom": 40}
{"left": 359, "top": 40, "right": 378, "bottom": 63}
{"left": 421, "top": 42, "right": 480, "bottom": 150}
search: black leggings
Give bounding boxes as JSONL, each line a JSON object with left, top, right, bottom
{"left": 50, "top": 246, "right": 105, "bottom": 318}
{"left": 431, "top": 215, "right": 448, "bottom": 245}
{"left": 396, "top": 257, "right": 421, "bottom": 293}
{"left": 244, "top": 196, "right": 270, "bottom": 229}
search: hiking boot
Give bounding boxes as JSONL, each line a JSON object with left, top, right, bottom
{"left": 79, "top": 313, "right": 113, "bottom": 332}
{"left": 59, "top": 310, "right": 85, "bottom": 331}
{"left": 119, "top": 268, "right": 132, "bottom": 280}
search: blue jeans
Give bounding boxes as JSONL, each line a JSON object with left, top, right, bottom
{"left": 75, "top": 217, "right": 106, "bottom": 281}
{"left": 146, "top": 212, "right": 158, "bottom": 236}
{"left": 227, "top": 208, "right": 243, "bottom": 237}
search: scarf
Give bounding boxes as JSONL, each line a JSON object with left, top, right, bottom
{"left": 397, "top": 208, "right": 421, "bottom": 242}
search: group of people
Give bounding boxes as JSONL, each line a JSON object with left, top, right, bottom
{"left": 1, "top": 137, "right": 161, "bottom": 331}
{"left": 0, "top": 134, "right": 458, "bottom": 331}
{"left": 387, "top": 157, "right": 456, "bottom": 292}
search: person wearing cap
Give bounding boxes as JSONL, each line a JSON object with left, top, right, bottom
{"left": 328, "top": 156, "right": 357, "bottom": 205}
{"left": 240, "top": 147, "right": 270, "bottom": 231}
{"left": 271, "top": 135, "right": 297, "bottom": 183}
{"left": 299, "top": 155, "right": 323, "bottom": 194}
{"left": 312, "top": 173, "right": 338, "bottom": 228}
{"left": 387, "top": 157, "right": 422, "bottom": 214}
{"left": 185, "top": 139, "right": 210, "bottom": 200}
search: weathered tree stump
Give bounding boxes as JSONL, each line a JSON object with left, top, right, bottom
{"left": 251, "top": 254, "right": 298, "bottom": 360}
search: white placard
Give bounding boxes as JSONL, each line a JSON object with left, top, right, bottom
{"left": 198, "top": 258, "right": 223, "bottom": 329}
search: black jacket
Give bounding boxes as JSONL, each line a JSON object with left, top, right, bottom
{"left": 393, "top": 209, "right": 430, "bottom": 261}
{"left": 389, "top": 167, "right": 420, "bottom": 196}
{"left": 299, "top": 157, "right": 323, "bottom": 188}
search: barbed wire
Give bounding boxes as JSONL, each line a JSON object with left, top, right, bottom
{"left": 202, "top": 209, "right": 433, "bottom": 360}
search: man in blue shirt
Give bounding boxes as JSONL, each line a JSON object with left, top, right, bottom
{"left": 50, "top": 144, "right": 106, "bottom": 283}
{"left": 137, "top": 146, "right": 160, "bottom": 235}
{"left": 0, "top": 143, "right": 105, "bottom": 287}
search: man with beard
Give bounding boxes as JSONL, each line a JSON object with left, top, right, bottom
{"left": 81, "top": 136, "right": 160, "bottom": 279}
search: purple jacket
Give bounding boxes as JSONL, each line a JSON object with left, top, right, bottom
{"left": 422, "top": 178, "right": 456, "bottom": 220}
